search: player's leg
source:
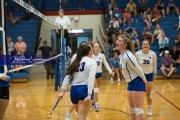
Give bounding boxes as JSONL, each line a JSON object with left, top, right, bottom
{"left": 0, "top": 87, "right": 9, "bottom": 120}
{"left": 94, "top": 73, "right": 101, "bottom": 112}
{"left": 127, "top": 91, "right": 136, "bottom": 120}
{"left": 145, "top": 73, "right": 154, "bottom": 116}
{"left": 115, "top": 68, "right": 120, "bottom": 82}
{"left": 64, "top": 103, "right": 76, "bottom": 120}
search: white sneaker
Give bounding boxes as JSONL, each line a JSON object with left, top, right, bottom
{"left": 147, "top": 108, "right": 153, "bottom": 116}
{"left": 95, "top": 104, "right": 99, "bottom": 112}
{"left": 117, "top": 79, "right": 121, "bottom": 82}
{"left": 110, "top": 77, "right": 113, "bottom": 81}
{"left": 159, "top": 52, "right": 163, "bottom": 56}
{"left": 64, "top": 113, "right": 71, "bottom": 120}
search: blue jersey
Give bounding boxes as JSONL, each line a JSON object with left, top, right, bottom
{"left": 109, "top": 57, "right": 119, "bottom": 68}
{"left": 0, "top": 66, "right": 12, "bottom": 87}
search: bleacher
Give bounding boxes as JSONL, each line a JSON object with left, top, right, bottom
{"left": 106, "top": 0, "right": 180, "bottom": 78}
{"left": 0, "top": 0, "right": 42, "bottom": 82}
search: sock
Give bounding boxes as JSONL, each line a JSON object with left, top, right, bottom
{"left": 67, "top": 112, "right": 70, "bottom": 115}
{"left": 95, "top": 102, "right": 98, "bottom": 105}
{"left": 148, "top": 105, "right": 152, "bottom": 109}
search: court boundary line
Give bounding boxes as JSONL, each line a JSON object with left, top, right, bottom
{"left": 156, "top": 92, "right": 180, "bottom": 111}
{"left": 31, "top": 106, "right": 129, "bottom": 116}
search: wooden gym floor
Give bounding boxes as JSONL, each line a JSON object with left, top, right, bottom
{"left": 3, "top": 72, "right": 180, "bottom": 120}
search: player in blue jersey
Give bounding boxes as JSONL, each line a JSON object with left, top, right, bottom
{"left": 58, "top": 43, "right": 97, "bottom": 120}
{"left": 116, "top": 35, "right": 147, "bottom": 120}
{"left": 136, "top": 40, "right": 157, "bottom": 116}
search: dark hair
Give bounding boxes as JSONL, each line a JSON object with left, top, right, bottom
{"left": 66, "top": 44, "right": 91, "bottom": 76}
{"left": 173, "top": 45, "right": 177, "bottom": 48}
{"left": 112, "top": 52, "right": 117, "bottom": 58}
{"left": 142, "top": 39, "right": 151, "bottom": 45}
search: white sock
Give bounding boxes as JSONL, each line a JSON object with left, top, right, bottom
{"left": 95, "top": 102, "right": 98, "bottom": 105}
{"left": 67, "top": 112, "right": 71, "bottom": 115}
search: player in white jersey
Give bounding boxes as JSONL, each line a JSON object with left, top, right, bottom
{"left": 116, "top": 35, "right": 147, "bottom": 120}
{"left": 135, "top": 40, "right": 157, "bottom": 116}
{"left": 58, "top": 43, "right": 97, "bottom": 120}
{"left": 92, "top": 43, "right": 114, "bottom": 112}
{"left": 64, "top": 41, "right": 87, "bottom": 120}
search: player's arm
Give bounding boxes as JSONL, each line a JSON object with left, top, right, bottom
{"left": 102, "top": 54, "right": 113, "bottom": 74}
{"left": 87, "top": 63, "right": 97, "bottom": 95}
{"left": 153, "top": 52, "right": 157, "bottom": 76}
{"left": 61, "top": 75, "right": 71, "bottom": 92}
{"left": 126, "top": 54, "right": 147, "bottom": 83}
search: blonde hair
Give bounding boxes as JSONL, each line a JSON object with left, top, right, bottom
{"left": 118, "top": 35, "right": 135, "bottom": 55}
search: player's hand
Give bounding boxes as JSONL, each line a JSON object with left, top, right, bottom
{"left": 110, "top": 72, "right": 114, "bottom": 77}
{"left": 84, "top": 94, "right": 91, "bottom": 101}
{"left": 56, "top": 29, "right": 59, "bottom": 34}
{"left": 58, "top": 90, "right": 65, "bottom": 100}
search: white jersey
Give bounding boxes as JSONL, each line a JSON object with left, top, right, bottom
{"left": 135, "top": 50, "right": 157, "bottom": 75}
{"left": 62, "top": 56, "right": 97, "bottom": 94}
{"left": 119, "top": 50, "right": 146, "bottom": 83}
{"left": 70, "top": 53, "right": 77, "bottom": 64}
{"left": 92, "top": 53, "right": 112, "bottom": 74}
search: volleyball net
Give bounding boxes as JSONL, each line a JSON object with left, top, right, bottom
{"left": 0, "top": 0, "right": 67, "bottom": 82}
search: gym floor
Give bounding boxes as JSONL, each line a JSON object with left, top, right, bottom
{"left": 3, "top": 72, "right": 180, "bottom": 120}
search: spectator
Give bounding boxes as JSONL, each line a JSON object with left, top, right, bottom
{"left": 155, "top": 0, "right": 165, "bottom": 17}
{"left": 175, "top": 32, "right": 180, "bottom": 50}
{"left": 175, "top": 15, "right": 180, "bottom": 30}
{"left": 160, "top": 50, "right": 176, "bottom": 79}
{"left": 7, "top": 37, "right": 14, "bottom": 55}
{"left": 143, "top": 7, "right": 152, "bottom": 27}
{"left": 142, "top": 26, "right": 154, "bottom": 44}
{"left": 126, "top": 0, "right": 137, "bottom": 17}
{"left": 152, "top": 7, "right": 161, "bottom": 24}
{"left": 14, "top": 51, "right": 25, "bottom": 73}
{"left": 7, "top": 12, "right": 20, "bottom": 25}
{"left": 124, "top": 18, "right": 140, "bottom": 50}
{"left": 109, "top": 16, "right": 119, "bottom": 29}
{"left": 138, "top": 0, "right": 148, "bottom": 17}
{"left": 103, "top": 22, "right": 117, "bottom": 46}
{"left": 60, "top": 0, "right": 67, "bottom": 9}
{"left": 88, "top": 38, "right": 93, "bottom": 46}
{"left": 77, "top": 0, "right": 84, "bottom": 11}
{"left": 108, "top": 0, "right": 117, "bottom": 16}
{"left": 109, "top": 52, "right": 121, "bottom": 82}
{"left": 12, "top": 8, "right": 23, "bottom": 24}
{"left": 14, "top": 36, "right": 27, "bottom": 54}
{"left": 39, "top": 40, "right": 54, "bottom": 79}
{"left": 166, "top": 0, "right": 179, "bottom": 16}
{"left": 112, "top": 7, "right": 123, "bottom": 26}
{"left": 123, "top": 8, "right": 131, "bottom": 26}
{"left": 154, "top": 24, "right": 163, "bottom": 40}
{"left": 24, "top": 0, "right": 34, "bottom": 20}
{"left": 169, "top": 45, "right": 180, "bottom": 68}
{"left": 159, "top": 33, "right": 169, "bottom": 56}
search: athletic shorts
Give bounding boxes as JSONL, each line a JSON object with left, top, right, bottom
{"left": 95, "top": 73, "right": 102, "bottom": 78}
{"left": 0, "top": 87, "right": 9, "bottom": 100}
{"left": 127, "top": 76, "right": 146, "bottom": 92}
{"left": 145, "top": 73, "right": 154, "bottom": 82}
{"left": 70, "top": 85, "right": 93, "bottom": 104}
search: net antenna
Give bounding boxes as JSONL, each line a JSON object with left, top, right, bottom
{"left": 1, "top": 0, "right": 8, "bottom": 75}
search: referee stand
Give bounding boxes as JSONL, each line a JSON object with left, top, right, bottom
{"left": 54, "top": 26, "right": 66, "bottom": 91}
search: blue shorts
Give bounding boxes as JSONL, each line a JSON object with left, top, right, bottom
{"left": 96, "top": 73, "right": 102, "bottom": 78}
{"left": 145, "top": 73, "right": 154, "bottom": 82}
{"left": 131, "top": 36, "right": 136, "bottom": 41}
{"left": 70, "top": 85, "right": 93, "bottom": 104}
{"left": 127, "top": 76, "right": 146, "bottom": 92}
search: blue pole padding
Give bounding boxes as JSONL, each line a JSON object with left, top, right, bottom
{"left": 61, "top": 38, "right": 66, "bottom": 85}
{"left": 54, "top": 59, "right": 60, "bottom": 91}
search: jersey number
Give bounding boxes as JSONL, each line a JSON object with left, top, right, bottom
{"left": 143, "top": 60, "right": 150, "bottom": 64}
{"left": 76, "top": 62, "right": 86, "bottom": 72}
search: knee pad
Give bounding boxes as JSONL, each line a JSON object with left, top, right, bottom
{"left": 147, "top": 95, "right": 152, "bottom": 100}
{"left": 128, "top": 106, "right": 135, "bottom": 114}
{"left": 94, "top": 88, "right": 99, "bottom": 93}
{"left": 134, "top": 108, "right": 144, "bottom": 116}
